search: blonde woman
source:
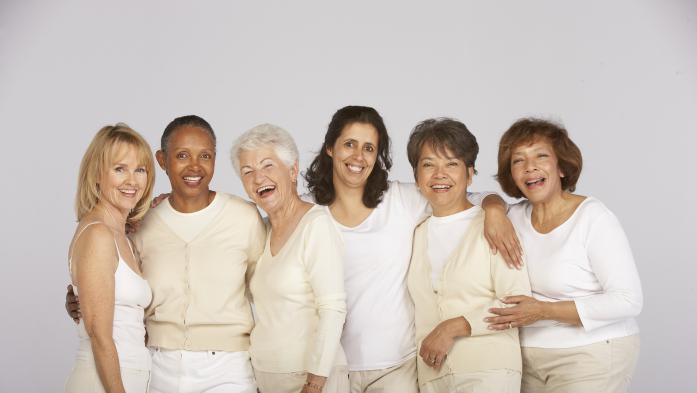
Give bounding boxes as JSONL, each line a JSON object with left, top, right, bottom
{"left": 65, "top": 124, "right": 155, "bottom": 393}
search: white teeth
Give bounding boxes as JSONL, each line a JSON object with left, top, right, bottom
{"left": 120, "top": 189, "right": 136, "bottom": 194}
{"left": 525, "top": 178, "right": 545, "bottom": 186}
{"left": 347, "top": 164, "right": 363, "bottom": 173}
{"left": 184, "top": 176, "right": 202, "bottom": 182}
{"left": 431, "top": 184, "right": 451, "bottom": 190}
{"left": 256, "top": 185, "right": 276, "bottom": 194}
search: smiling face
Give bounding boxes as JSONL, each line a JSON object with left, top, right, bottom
{"left": 99, "top": 143, "right": 148, "bottom": 214}
{"left": 510, "top": 138, "right": 565, "bottom": 204}
{"left": 327, "top": 122, "right": 379, "bottom": 191}
{"left": 238, "top": 145, "right": 298, "bottom": 215}
{"left": 156, "top": 125, "right": 216, "bottom": 200}
{"left": 416, "top": 144, "right": 473, "bottom": 217}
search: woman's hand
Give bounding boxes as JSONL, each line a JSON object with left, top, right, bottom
{"left": 300, "top": 373, "right": 326, "bottom": 393}
{"left": 65, "top": 284, "right": 81, "bottom": 324}
{"left": 419, "top": 317, "right": 470, "bottom": 370}
{"left": 481, "top": 200, "right": 523, "bottom": 269}
{"left": 485, "top": 295, "right": 547, "bottom": 330}
{"left": 151, "top": 193, "right": 169, "bottom": 208}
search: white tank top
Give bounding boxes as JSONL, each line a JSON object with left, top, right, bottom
{"left": 69, "top": 222, "right": 152, "bottom": 371}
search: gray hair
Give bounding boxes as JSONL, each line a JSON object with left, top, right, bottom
{"left": 230, "top": 123, "right": 299, "bottom": 175}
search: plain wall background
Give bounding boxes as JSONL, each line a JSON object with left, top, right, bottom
{"left": 1, "top": 1, "right": 695, "bottom": 391}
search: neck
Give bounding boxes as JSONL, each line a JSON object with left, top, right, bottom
{"left": 530, "top": 191, "right": 572, "bottom": 224}
{"left": 268, "top": 194, "right": 306, "bottom": 230}
{"left": 330, "top": 178, "right": 368, "bottom": 210}
{"left": 432, "top": 198, "right": 473, "bottom": 217}
{"left": 98, "top": 202, "right": 128, "bottom": 231}
{"left": 170, "top": 190, "right": 214, "bottom": 213}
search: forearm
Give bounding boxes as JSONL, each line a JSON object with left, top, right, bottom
{"left": 481, "top": 193, "right": 507, "bottom": 211}
{"left": 543, "top": 300, "right": 582, "bottom": 326}
{"left": 90, "top": 336, "right": 126, "bottom": 393}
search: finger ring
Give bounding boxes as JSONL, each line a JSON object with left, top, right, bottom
{"left": 508, "top": 322, "right": 513, "bottom": 329}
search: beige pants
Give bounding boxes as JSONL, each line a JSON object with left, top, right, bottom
{"left": 522, "top": 334, "right": 640, "bottom": 393}
{"left": 420, "top": 369, "right": 521, "bottom": 393}
{"left": 254, "top": 366, "right": 349, "bottom": 393}
{"left": 64, "top": 360, "right": 150, "bottom": 393}
{"left": 348, "top": 357, "right": 418, "bottom": 393}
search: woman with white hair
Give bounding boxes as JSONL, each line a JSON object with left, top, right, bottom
{"left": 231, "top": 124, "right": 348, "bottom": 393}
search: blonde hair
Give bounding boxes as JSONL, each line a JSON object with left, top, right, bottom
{"left": 75, "top": 123, "right": 155, "bottom": 223}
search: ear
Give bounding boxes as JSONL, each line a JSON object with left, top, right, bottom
{"left": 325, "top": 145, "right": 333, "bottom": 158}
{"left": 290, "top": 161, "right": 300, "bottom": 183}
{"left": 155, "top": 150, "right": 167, "bottom": 171}
{"left": 467, "top": 166, "right": 475, "bottom": 187}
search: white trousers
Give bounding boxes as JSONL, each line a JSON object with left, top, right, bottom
{"left": 149, "top": 349, "right": 257, "bottom": 393}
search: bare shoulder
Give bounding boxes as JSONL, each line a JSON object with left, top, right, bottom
{"left": 71, "top": 222, "right": 118, "bottom": 272}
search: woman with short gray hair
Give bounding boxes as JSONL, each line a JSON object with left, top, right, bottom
{"left": 231, "top": 124, "right": 348, "bottom": 393}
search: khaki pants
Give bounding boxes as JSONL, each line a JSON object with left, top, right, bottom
{"left": 254, "top": 366, "right": 349, "bottom": 393}
{"left": 349, "top": 357, "right": 418, "bottom": 393}
{"left": 522, "top": 334, "right": 640, "bottom": 393}
{"left": 64, "top": 360, "right": 150, "bottom": 393}
{"left": 420, "top": 369, "right": 521, "bottom": 393}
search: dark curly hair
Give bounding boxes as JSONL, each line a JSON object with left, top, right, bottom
{"left": 304, "top": 106, "right": 392, "bottom": 208}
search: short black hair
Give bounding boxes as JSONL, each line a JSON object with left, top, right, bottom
{"left": 161, "top": 115, "right": 216, "bottom": 152}
{"left": 407, "top": 118, "right": 479, "bottom": 180}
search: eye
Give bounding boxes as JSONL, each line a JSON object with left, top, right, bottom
{"left": 242, "top": 170, "right": 252, "bottom": 176}
{"left": 114, "top": 166, "right": 124, "bottom": 173}
{"left": 344, "top": 141, "right": 354, "bottom": 148}
{"left": 135, "top": 167, "right": 147, "bottom": 173}
{"left": 511, "top": 158, "right": 523, "bottom": 165}
{"left": 364, "top": 145, "right": 375, "bottom": 153}
{"left": 201, "top": 153, "right": 212, "bottom": 160}
{"left": 421, "top": 162, "right": 433, "bottom": 168}
{"left": 447, "top": 161, "right": 459, "bottom": 167}
{"left": 176, "top": 152, "right": 189, "bottom": 159}
{"left": 538, "top": 153, "right": 549, "bottom": 158}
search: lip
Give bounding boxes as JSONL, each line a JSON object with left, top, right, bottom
{"left": 255, "top": 184, "right": 276, "bottom": 198}
{"left": 118, "top": 188, "right": 138, "bottom": 197}
{"left": 346, "top": 163, "right": 365, "bottom": 174}
{"left": 182, "top": 175, "right": 204, "bottom": 187}
{"left": 429, "top": 183, "right": 452, "bottom": 193}
{"left": 524, "top": 177, "right": 546, "bottom": 189}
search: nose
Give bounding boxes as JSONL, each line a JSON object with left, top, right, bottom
{"left": 523, "top": 160, "right": 536, "bottom": 173}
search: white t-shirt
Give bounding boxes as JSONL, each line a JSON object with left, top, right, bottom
{"left": 508, "top": 197, "right": 643, "bottom": 348}
{"left": 315, "top": 181, "right": 489, "bottom": 371}
{"left": 427, "top": 206, "right": 481, "bottom": 291}
{"left": 155, "top": 193, "right": 225, "bottom": 242}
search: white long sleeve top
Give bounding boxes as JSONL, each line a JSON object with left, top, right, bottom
{"left": 508, "top": 197, "right": 643, "bottom": 348}
{"left": 248, "top": 205, "right": 347, "bottom": 377}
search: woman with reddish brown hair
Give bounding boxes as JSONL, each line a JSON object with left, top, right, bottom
{"left": 487, "top": 118, "right": 643, "bottom": 393}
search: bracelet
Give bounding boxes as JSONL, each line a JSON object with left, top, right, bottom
{"left": 304, "top": 380, "right": 323, "bottom": 391}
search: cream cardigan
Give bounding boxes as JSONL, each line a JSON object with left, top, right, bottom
{"left": 249, "top": 205, "right": 347, "bottom": 377}
{"left": 133, "top": 193, "right": 267, "bottom": 352}
{"left": 407, "top": 208, "right": 531, "bottom": 385}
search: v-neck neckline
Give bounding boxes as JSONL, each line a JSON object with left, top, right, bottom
{"left": 267, "top": 204, "right": 318, "bottom": 258}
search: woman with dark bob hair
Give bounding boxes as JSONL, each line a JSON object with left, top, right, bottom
{"left": 304, "top": 106, "right": 524, "bottom": 393}
{"left": 486, "top": 118, "right": 643, "bottom": 393}
{"left": 406, "top": 118, "right": 531, "bottom": 393}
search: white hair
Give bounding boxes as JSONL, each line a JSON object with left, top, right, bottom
{"left": 230, "top": 123, "right": 299, "bottom": 175}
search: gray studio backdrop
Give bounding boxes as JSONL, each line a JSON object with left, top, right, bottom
{"left": 1, "top": 1, "right": 695, "bottom": 391}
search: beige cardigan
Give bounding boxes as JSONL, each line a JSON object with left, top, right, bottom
{"left": 133, "top": 193, "right": 267, "bottom": 352}
{"left": 249, "top": 205, "right": 347, "bottom": 377}
{"left": 407, "top": 209, "right": 531, "bottom": 385}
